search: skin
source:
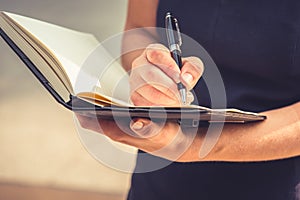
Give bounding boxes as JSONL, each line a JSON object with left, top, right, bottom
{"left": 76, "top": 0, "right": 300, "bottom": 162}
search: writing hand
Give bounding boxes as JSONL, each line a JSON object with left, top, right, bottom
{"left": 129, "top": 43, "right": 204, "bottom": 106}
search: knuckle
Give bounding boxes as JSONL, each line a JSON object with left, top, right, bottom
{"left": 146, "top": 44, "right": 169, "bottom": 62}
{"left": 147, "top": 48, "right": 164, "bottom": 62}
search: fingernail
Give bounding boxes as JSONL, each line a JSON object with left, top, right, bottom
{"left": 182, "top": 73, "right": 193, "bottom": 84}
{"left": 132, "top": 121, "right": 144, "bottom": 130}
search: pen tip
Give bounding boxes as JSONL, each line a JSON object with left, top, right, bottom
{"left": 179, "top": 88, "right": 187, "bottom": 105}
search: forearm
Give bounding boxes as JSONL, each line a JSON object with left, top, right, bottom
{"left": 121, "top": 0, "right": 159, "bottom": 72}
{"left": 186, "top": 101, "right": 300, "bottom": 162}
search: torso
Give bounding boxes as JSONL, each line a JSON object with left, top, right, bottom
{"left": 128, "top": 1, "right": 300, "bottom": 199}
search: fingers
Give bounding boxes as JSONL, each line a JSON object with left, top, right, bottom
{"left": 130, "top": 43, "right": 204, "bottom": 106}
{"left": 180, "top": 56, "right": 204, "bottom": 90}
{"left": 144, "top": 44, "right": 204, "bottom": 89}
{"left": 130, "top": 54, "right": 180, "bottom": 106}
{"left": 132, "top": 56, "right": 178, "bottom": 93}
{"left": 130, "top": 118, "right": 163, "bottom": 139}
{"left": 76, "top": 112, "right": 164, "bottom": 141}
{"left": 131, "top": 85, "right": 179, "bottom": 106}
{"left": 76, "top": 113, "right": 137, "bottom": 144}
{"left": 130, "top": 91, "right": 155, "bottom": 106}
{"left": 129, "top": 118, "right": 183, "bottom": 153}
{"left": 76, "top": 113, "right": 165, "bottom": 150}
{"left": 145, "top": 43, "right": 181, "bottom": 83}
{"left": 75, "top": 113, "right": 188, "bottom": 158}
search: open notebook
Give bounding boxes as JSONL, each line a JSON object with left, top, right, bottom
{"left": 0, "top": 11, "right": 266, "bottom": 126}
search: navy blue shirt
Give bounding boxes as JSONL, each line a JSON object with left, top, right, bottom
{"left": 128, "top": 1, "right": 300, "bottom": 199}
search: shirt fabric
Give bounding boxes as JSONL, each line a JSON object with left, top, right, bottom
{"left": 127, "top": 0, "right": 300, "bottom": 199}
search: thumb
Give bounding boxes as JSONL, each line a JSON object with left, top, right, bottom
{"left": 180, "top": 56, "right": 204, "bottom": 89}
{"left": 130, "top": 118, "right": 163, "bottom": 138}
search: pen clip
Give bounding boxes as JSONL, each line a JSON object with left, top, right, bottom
{"left": 173, "top": 17, "right": 182, "bottom": 47}
{"left": 165, "top": 13, "right": 182, "bottom": 49}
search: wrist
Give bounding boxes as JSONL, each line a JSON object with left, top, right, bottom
{"left": 177, "top": 126, "right": 208, "bottom": 162}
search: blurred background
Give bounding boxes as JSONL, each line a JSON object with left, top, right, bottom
{"left": 0, "top": 0, "right": 135, "bottom": 199}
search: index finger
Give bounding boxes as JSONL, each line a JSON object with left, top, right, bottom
{"left": 145, "top": 43, "right": 181, "bottom": 83}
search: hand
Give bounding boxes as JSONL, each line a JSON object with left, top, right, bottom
{"left": 123, "top": 43, "right": 204, "bottom": 160}
{"left": 76, "top": 114, "right": 201, "bottom": 162}
{"left": 129, "top": 43, "right": 204, "bottom": 106}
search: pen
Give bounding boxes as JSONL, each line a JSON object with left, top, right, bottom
{"left": 165, "top": 12, "right": 187, "bottom": 105}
